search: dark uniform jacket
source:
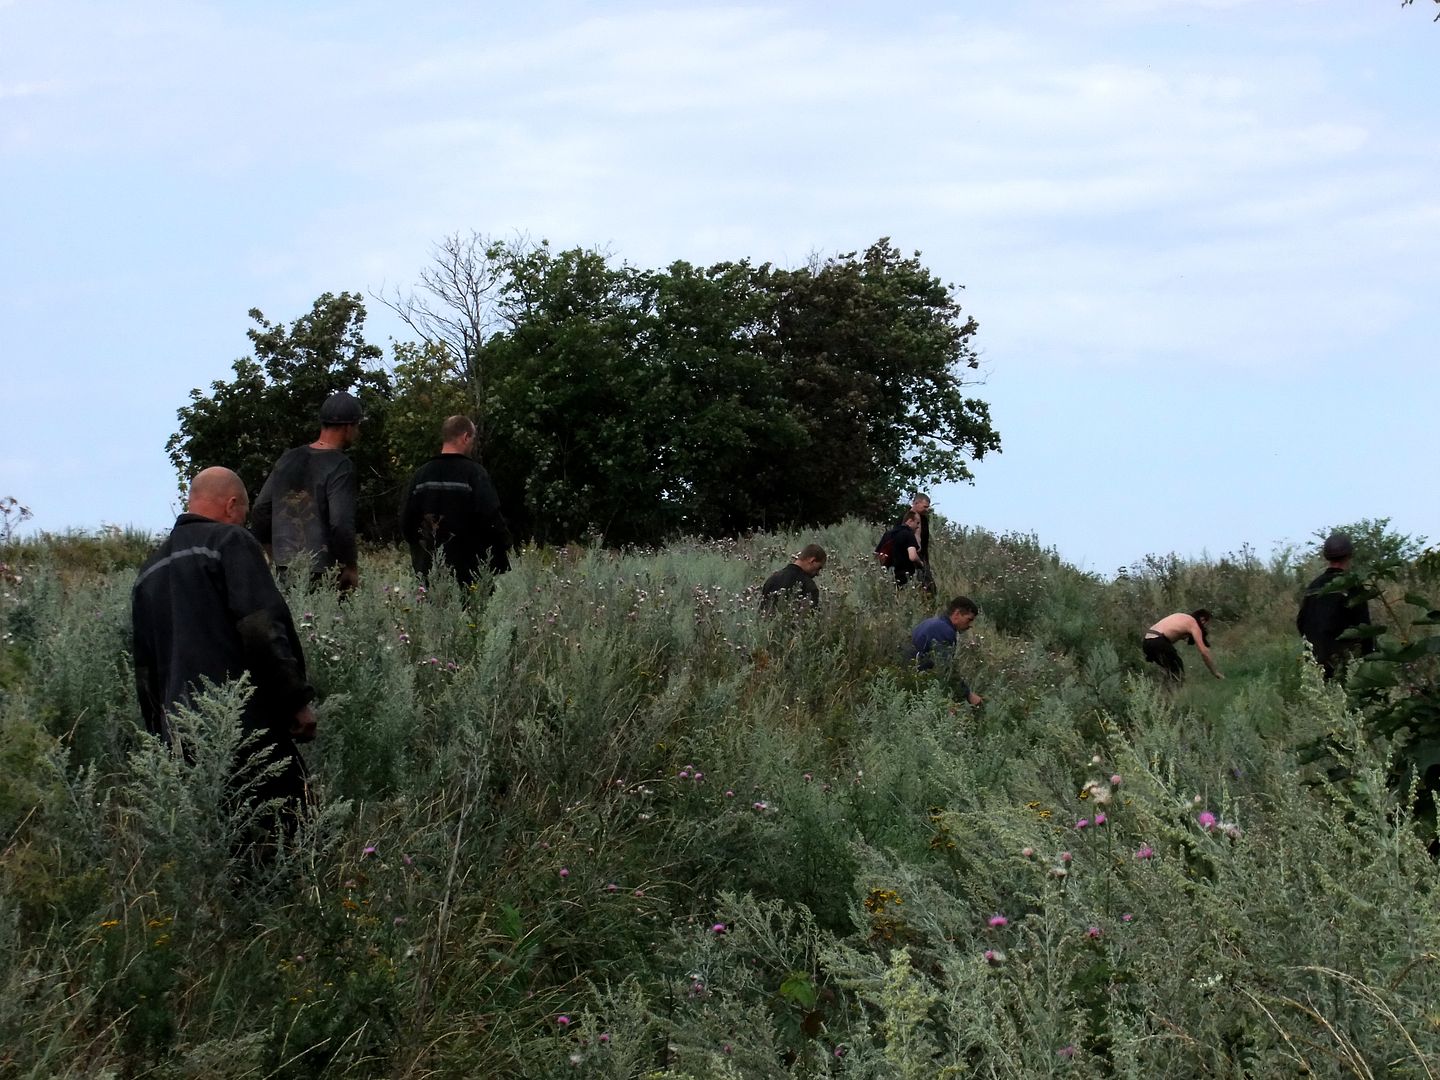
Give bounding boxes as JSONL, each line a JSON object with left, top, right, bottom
{"left": 251, "top": 446, "right": 358, "bottom": 577}
{"left": 1297, "top": 566, "right": 1375, "bottom": 677}
{"left": 132, "top": 513, "right": 314, "bottom": 745}
{"left": 760, "top": 563, "right": 820, "bottom": 612}
{"left": 400, "top": 454, "right": 512, "bottom": 585}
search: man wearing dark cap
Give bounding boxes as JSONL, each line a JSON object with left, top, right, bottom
{"left": 1297, "top": 532, "right": 1375, "bottom": 681}
{"left": 132, "top": 467, "right": 316, "bottom": 855}
{"left": 252, "top": 392, "right": 363, "bottom": 592}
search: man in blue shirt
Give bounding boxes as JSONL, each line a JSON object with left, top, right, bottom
{"left": 906, "top": 596, "right": 983, "bottom": 706}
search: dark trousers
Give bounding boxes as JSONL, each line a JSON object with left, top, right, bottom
{"left": 1142, "top": 634, "right": 1184, "bottom": 681}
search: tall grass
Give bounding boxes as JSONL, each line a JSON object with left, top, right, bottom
{"left": 0, "top": 519, "right": 1436, "bottom": 1077}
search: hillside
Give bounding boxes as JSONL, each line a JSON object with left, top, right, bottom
{"left": 1, "top": 519, "right": 1437, "bottom": 1078}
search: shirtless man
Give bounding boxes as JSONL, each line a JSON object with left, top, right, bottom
{"left": 1142, "top": 609, "right": 1223, "bottom": 682}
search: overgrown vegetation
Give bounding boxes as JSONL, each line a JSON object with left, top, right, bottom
{"left": 2, "top": 518, "right": 1438, "bottom": 1077}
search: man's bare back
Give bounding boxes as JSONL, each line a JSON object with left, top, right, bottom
{"left": 1147, "top": 612, "right": 1202, "bottom": 642}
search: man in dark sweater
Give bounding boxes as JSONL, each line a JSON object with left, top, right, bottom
{"left": 400, "top": 415, "right": 513, "bottom": 586}
{"left": 878, "top": 511, "right": 927, "bottom": 588}
{"left": 252, "top": 391, "right": 362, "bottom": 593}
{"left": 131, "top": 467, "right": 316, "bottom": 846}
{"left": 760, "top": 544, "right": 826, "bottom": 613}
{"left": 1297, "top": 532, "right": 1375, "bottom": 681}
{"left": 905, "top": 596, "right": 984, "bottom": 705}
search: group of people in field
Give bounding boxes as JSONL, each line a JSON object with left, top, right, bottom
{"left": 1139, "top": 531, "right": 1373, "bottom": 685}
{"left": 759, "top": 497, "right": 1375, "bottom": 711}
{"left": 759, "top": 494, "right": 984, "bottom": 706}
{"left": 131, "top": 393, "right": 1374, "bottom": 864}
{"left": 131, "top": 397, "right": 513, "bottom": 862}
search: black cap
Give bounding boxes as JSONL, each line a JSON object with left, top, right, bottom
{"left": 319, "top": 391, "right": 364, "bottom": 425}
{"left": 1322, "top": 532, "right": 1355, "bottom": 561}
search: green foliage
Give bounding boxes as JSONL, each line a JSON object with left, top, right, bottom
{"left": 442, "top": 237, "right": 1000, "bottom": 544}
{"left": 3, "top": 521, "right": 1439, "bottom": 1077}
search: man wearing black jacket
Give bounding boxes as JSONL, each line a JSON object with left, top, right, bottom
{"left": 132, "top": 467, "right": 316, "bottom": 842}
{"left": 1297, "top": 532, "right": 1375, "bottom": 681}
{"left": 401, "top": 415, "right": 513, "bottom": 586}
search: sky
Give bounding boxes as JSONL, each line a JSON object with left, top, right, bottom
{"left": 2, "top": 0, "right": 1436, "bottom": 574}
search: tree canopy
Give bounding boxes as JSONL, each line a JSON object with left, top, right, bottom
{"left": 169, "top": 240, "right": 1000, "bottom": 547}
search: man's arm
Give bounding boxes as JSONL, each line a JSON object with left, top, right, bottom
{"left": 470, "top": 465, "right": 513, "bottom": 556}
{"left": 326, "top": 458, "right": 360, "bottom": 590}
{"left": 1188, "top": 616, "right": 1224, "bottom": 679}
{"left": 251, "top": 471, "right": 275, "bottom": 554}
{"left": 223, "top": 531, "right": 315, "bottom": 724}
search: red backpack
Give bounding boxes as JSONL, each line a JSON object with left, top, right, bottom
{"left": 874, "top": 529, "right": 896, "bottom": 566}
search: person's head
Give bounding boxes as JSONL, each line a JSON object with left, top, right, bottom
{"left": 187, "top": 466, "right": 249, "bottom": 526}
{"left": 794, "top": 543, "right": 827, "bottom": 577}
{"left": 319, "top": 392, "right": 364, "bottom": 447}
{"left": 903, "top": 510, "right": 921, "bottom": 528}
{"left": 945, "top": 595, "right": 979, "bottom": 630}
{"left": 440, "top": 414, "right": 477, "bottom": 454}
{"left": 1322, "top": 532, "right": 1355, "bottom": 567}
{"left": 911, "top": 492, "right": 931, "bottom": 515}
{"left": 1191, "top": 608, "right": 1212, "bottom": 646}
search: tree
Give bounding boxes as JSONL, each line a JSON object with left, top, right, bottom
{"left": 376, "top": 232, "right": 512, "bottom": 440}
{"left": 167, "top": 293, "right": 400, "bottom": 540}
{"left": 764, "top": 239, "right": 1000, "bottom": 525}
{"left": 372, "top": 236, "right": 1002, "bottom": 546}
{"left": 643, "top": 259, "right": 807, "bottom": 535}
{"left": 483, "top": 244, "right": 667, "bottom": 545}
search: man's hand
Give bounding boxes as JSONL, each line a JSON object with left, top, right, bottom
{"left": 968, "top": 691, "right": 984, "bottom": 706}
{"left": 291, "top": 704, "right": 318, "bottom": 743}
{"left": 338, "top": 564, "right": 360, "bottom": 593}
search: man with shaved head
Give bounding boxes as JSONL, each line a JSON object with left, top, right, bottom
{"left": 132, "top": 466, "right": 317, "bottom": 853}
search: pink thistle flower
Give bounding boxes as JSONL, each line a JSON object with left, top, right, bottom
{"left": 1075, "top": 818, "right": 1089, "bottom": 830}
{"left": 1058, "top": 1044, "right": 1076, "bottom": 1059}
{"left": 724, "top": 789, "right": 735, "bottom": 798}
{"left": 678, "top": 770, "right": 690, "bottom": 780}
{"left": 1110, "top": 774, "right": 1122, "bottom": 786}
{"left": 1135, "top": 846, "right": 1154, "bottom": 860}
{"left": 1085, "top": 926, "right": 1101, "bottom": 939}
{"left": 362, "top": 844, "right": 377, "bottom": 857}
{"left": 402, "top": 853, "right": 413, "bottom": 866}
{"left": 1122, "top": 913, "right": 1134, "bottom": 922}
{"left": 1094, "top": 812, "right": 1107, "bottom": 826}
{"left": 1060, "top": 851, "right": 1072, "bottom": 863}
{"left": 598, "top": 1033, "right": 610, "bottom": 1044}
{"left": 556, "top": 1015, "right": 571, "bottom": 1027}
{"left": 633, "top": 888, "right": 645, "bottom": 897}
{"left": 693, "top": 771, "right": 704, "bottom": 781}
{"left": 1021, "top": 846, "right": 1035, "bottom": 858}
{"left": 711, "top": 922, "right": 727, "bottom": 934}
{"left": 988, "top": 914, "right": 1008, "bottom": 928}
{"left": 606, "top": 883, "right": 618, "bottom": 893}
{"left": 559, "top": 867, "right": 570, "bottom": 878}
{"left": 1197, "top": 811, "right": 1217, "bottom": 831}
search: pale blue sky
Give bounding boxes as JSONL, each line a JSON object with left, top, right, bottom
{"left": 2, "top": 1, "right": 1436, "bottom": 572}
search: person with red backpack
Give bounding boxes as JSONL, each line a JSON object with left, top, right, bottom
{"left": 875, "top": 511, "right": 927, "bottom": 588}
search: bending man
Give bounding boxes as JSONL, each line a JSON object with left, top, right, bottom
{"left": 1142, "top": 610, "right": 1223, "bottom": 683}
